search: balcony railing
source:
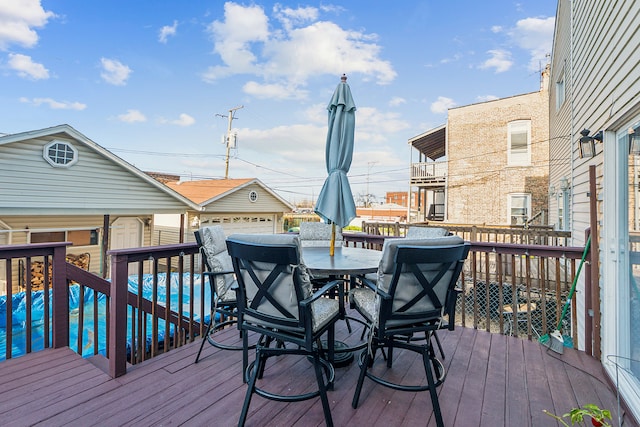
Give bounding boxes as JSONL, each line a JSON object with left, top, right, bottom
{"left": 1, "top": 229, "right": 594, "bottom": 378}
{"left": 410, "top": 159, "right": 447, "bottom": 185}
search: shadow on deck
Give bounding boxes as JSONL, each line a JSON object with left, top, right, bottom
{"left": 0, "top": 321, "right": 635, "bottom": 427}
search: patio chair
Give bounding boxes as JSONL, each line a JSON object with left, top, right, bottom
{"left": 299, "top": 221, "right": 344, "bottom": 292}
{"left": 194, "top": 225, "right": 253, "bottom": 363}
{"left": 226, "top": 233, "right": 341, "bottom": 427}
{"left": 405, "top": 226, "right": 449, "bottom": 239}
{"left": 300, "top": 221, "right": 367, "bottom": 359}
{"left": 299, "top": 221, "right": 344, "bottom": 247}
{"left": 350, "top": 235, "right": 470, "bottom": 427}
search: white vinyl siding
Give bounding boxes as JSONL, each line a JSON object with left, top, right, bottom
{"left": 507, "top": 120, "right": 531, "bottom": 166}
{"left": 555, "top": 71, "right": 565, "bottom": 111}
{"left": 0, "top": 135, "right": 190, "bottom": 215}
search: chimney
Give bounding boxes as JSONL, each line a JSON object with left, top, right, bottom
{"left": 540, "top": 63, "right": 550, "bottom": 92}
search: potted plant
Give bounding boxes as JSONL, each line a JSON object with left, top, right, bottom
{"left": 543, "top": 404, "right": 612, "bottom": 426}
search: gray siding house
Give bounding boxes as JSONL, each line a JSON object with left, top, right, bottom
{"left": 549, "top": 0, "right": 640, "bottom": 418}
{"left": 0, "top": 124, "right": 199, "bottom": 287}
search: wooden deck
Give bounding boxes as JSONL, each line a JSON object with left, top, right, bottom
{"left": 0, "top": 323, "right": 635, "bottom": 427}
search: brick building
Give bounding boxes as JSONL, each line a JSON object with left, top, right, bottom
{"left": 409, "top": 69, "right": 549, "bottom": 225}
{"left": 385, "top": 191, "right": 417, "bottom": 208}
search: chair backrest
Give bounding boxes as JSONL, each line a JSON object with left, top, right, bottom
{"left": 376, "top": 235, "right": 470, "bottom": 328}
{"left": 405, "top": 226, "right": 449, "bottom": 239}
{"left": 299, "top": 222, "right": 343, "bottom": 247}
{"left": 194, "top": 226, "right": 235, "bottom": 297}
{"left": 226, "top": 233, "right": 313, "bottom": 332}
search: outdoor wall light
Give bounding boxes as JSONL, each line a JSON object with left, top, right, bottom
{"left": 629, "top": 125, "right": 640, "bottom": 155}
{"left": 549, "top": 184, "right": 556, "bottom": 197}
{"left": 579, "top": 128, "right": 603, "bottom": 158}
{"left": 559, "top": 176, "right": 570, "bottom": 191}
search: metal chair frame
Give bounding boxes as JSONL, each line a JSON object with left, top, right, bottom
{"left": 194, "top": 228, "right": 255, "bottom": 364}
{"left": 351, "top": 243, "right": 470, "bottom": 427}
{"left": 227, "top": 236, "right": 341, "bottom": 427}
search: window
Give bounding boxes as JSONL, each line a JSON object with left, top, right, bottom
{"left": 248, "top": 190, "right": 258, "bottom": 202}
{"left": 555, "top": 72, "right": 565, "bottom": 110}
{"left": 30, "top": 229, "right": 99, "bottom": 246}
{"left": 507, "top": 120, "right": 531, "bottom": 166}
{"left": 43, "top": 140, "right": 78, "bottom": 168}
{"left": 507, "top": 194, "right": 531, "bottom": 225}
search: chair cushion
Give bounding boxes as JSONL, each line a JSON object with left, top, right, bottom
{"left": 378, "top": 235, "right": 464, "bottom": 277}
{"left": 310, "top": 298, "right": 340, "bottom": 332}
{"left": 227, "top": 233, "right": 314, "bottom": 323}
{"left": 200, "top": 226, "right": 236, "bottom": 299}
{"left": 405, "top": 226, "right": 449, "bottom": 239}
{"left": 350, "top": 287, "right": 378, "bottom": 324}
{"left": 377, "top": 235, "right": 465, "bottom": 317}
{"left": 299, "top": 222, "right": 343, "bottom": 247}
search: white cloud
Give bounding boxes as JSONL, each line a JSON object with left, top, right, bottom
{"left": 476, "top": 95, "right": 499, "bottom": 102}
{"left": 8, "top": 53, "right": 49, "bottom": 79}
{"left": 203, "top": 2, "right": 396, "bottom": 97}
{"left": 389, "top": 97, "right": 406, "bottom": 107}
{"left": 273, "top": 4, "right": 318, "bottom": 31}
{"left": 159, "top": 20, "right": 178, "bottom": 44}
{"left": 430, "top": 96, "right": 456, "bottom": 114}
{"left": 509, "top": 17, "right": 555, "bottom": 71}
{"left": 479, "top": 49, "right": 513, "bottom": 73}
{"left": 243, "top": 80, "right": 308, "bottom": 100}
{"left": 117, "top": 109, "right": 146, "bottom": 123}
{"left": 440, "top": 53, "right": 462, "bottom": 64}
{"left": 100, "top": 58, "right": 132, "bottom": 86}
{"left": 491, "top": 25, "right": 502, "bottom": 33}
{"left": 20, "top": 97, "right": 86, "bottom": 110}
{"left": 0, "top": 0, "right": 55, "bottom": 51}
{"left": 160, "top": 113, "right": 196, "bottom": 127}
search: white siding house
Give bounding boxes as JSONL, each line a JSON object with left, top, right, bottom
{"left": 549, "top": 0, "right": 640, "bottom": 419}
{"left": 160, "top": 178, "right": 294, "bottom": 243}
{"left": 0, "top": 124, "right": 200, "bottom": 284}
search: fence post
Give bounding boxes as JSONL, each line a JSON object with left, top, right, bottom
{"left": 51, "top": 244, "right": 69, "bottom": 349}
{"left": 109, "top": 252, "right": 129, "bottom": 378}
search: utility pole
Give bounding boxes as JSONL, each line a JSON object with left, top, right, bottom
{"left": 216, "top": 105, "right": 243, "bottom": 179}
{"left": 366, "top": 161, "right": 377, "bottom": 207}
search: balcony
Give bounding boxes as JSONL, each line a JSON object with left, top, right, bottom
{"left": 410, "top": 159, "right": 447, "bottom": 187}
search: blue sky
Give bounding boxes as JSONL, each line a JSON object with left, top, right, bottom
{"left": 0, "top": 1, "right": 556, "bottom": 204}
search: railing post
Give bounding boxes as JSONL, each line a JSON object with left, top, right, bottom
{"left": 51, "top": 244, "right": 69, "bottom": 349}
{"left": 109, "top": 253, "right": 129, "bottom": 378}
{"left": 584, "top": 228, "right": 593, "bottom": 356}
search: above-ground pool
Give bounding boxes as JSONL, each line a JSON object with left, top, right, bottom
{"left": 0, "top": 273, "right": 208, "bottom": 361}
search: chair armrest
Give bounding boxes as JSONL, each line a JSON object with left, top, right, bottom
{"left": 357, "top": 275, "right": 377, "bottom": 291}
{"left": 202, "top": 270, "right": 235, "bottom": 277}
{"left": 301, "top": 279, "right": 343, "bottom": 307}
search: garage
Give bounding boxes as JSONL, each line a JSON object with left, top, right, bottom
{"left": 201, "top": 214, "right": 276, "bottom": 235}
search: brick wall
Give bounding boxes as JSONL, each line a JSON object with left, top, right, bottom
{"left": 446, "top": 89, "right": 549, "bottom": 224}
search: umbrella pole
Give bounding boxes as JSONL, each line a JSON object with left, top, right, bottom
{"left": 330, "top": 223, "right": 336, "bottom": 256}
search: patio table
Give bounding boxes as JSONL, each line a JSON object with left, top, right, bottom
{"left": 301, "top": 246, "right": 381, "bottom": 366}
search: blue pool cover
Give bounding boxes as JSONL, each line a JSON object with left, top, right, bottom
{"left": 0, "top": 273, "right": 209, "bottom": 361}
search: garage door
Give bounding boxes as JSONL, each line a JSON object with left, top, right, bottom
{"left": 201, "top": 215, "right": 276, "bottom": 235}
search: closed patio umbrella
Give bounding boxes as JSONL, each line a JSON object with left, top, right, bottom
{"left": 315, "top": 74, "right": 357, "bottom": 255}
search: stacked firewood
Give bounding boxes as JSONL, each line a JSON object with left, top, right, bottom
{"left": 28, "top": 253, "right": 90, "bottom": 291}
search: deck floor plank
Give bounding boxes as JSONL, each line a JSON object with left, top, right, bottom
{"left": 1, "top": 322, "right": 637, "bottom": 427}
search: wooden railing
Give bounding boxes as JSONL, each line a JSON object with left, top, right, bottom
{"left": 361, "top": 222, "right": 571, "bottom": 246}
{"left": 410, "top": 159, "right": 447, "bottom": 184}
{"left": 1, "top": 229, "right": 596, "bottom": 378}
{"left": 1, "top": 242, "right": 205, "bottom": 378}
{"left": 343, "top": 231, "right": 594, "bottom": 353}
